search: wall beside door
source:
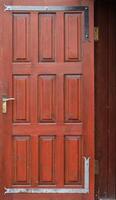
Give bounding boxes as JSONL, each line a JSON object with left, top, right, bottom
{"left": 95, "top": 0, "right": 116, "bottom": 199}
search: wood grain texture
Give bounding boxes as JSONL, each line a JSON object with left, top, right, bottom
{"left": 64, "top": 75, "right": 82, "bottom": 123}
{"left": 65, "top": 13, "right": 81, "bottom": 62}
{"left": 64, "top": 136, "right": 82, "bottom": 185}
{"left": 39, "top": 136, "right": 56, "bottom": 185}
{"left": 39, "top": 14, "right": 56, "bottom": 62}
{"left": 95, "top": 1, "right": 116, "bottom": 199}
{"left": 38, "top": 75, "right": 56, "bottom": 123}
{"left": 13, "top": 136, "right": 31, "bottom": 185}
{"left": 13, "top": 75, "right": 30, "bottom": 123}
{"left": 13, "top": 14, "right": 30, "bottom": 62}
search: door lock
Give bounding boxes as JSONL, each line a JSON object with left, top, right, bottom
{"left": 2, "top": 96, "right": 15, "bottom": 113}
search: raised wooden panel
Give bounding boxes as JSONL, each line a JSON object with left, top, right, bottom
{"left": 13, "top": 75, "right": 30, "bottom": 123}
{"left": 13, "top": 136, "right": 31, "bottom": 185}
{"left": 38, "top": 75, "right": 56, "bottom": 123}
{"left": 38, "top": 136, "right": 56, "bottom": 185}
{"left": 64, "top": 136, "right": 81, "bottom": 185}
{"left": 39, "top": 14, "right": 56, "bottom": 62}
{"left": 65, "top": 13, "right": 81, "bottom": 62}
{"left": 64, "top": 75, "right": 82, "bottom": 123}
{"left": 13, "top": 14, "right": 30, "bottom": 62}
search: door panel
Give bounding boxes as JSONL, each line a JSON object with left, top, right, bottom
{"left": 39, "top": 14, "right": 56, "bottom": 62}
{"left": 13, "top": 136, "right": 31, "bottom": 185}
{"left": 64, "top": 75, "right": 82, "bottom": 122}
{"left": 39, "top": 136, "right": 56, "bottom": 185}
{"left": 13, "top": 75, "right": 30, "bottom": 122}
{"left": 65, "top": 13, "right": 81, "bottom": 61}
{"left": 64, "top": 136, "right": 82, "bottom": 185}
{"left": 1, "top": 0, "right": 94, "bottom": 200}
{"left": 38, "top": 75, "right": 56, "bottom": 123}
{"left": 13, "top": 13, "right": 30, "bottom": 62}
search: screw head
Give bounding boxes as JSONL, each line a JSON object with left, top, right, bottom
{"left": 85, "top": 33, "right": 89, "bottom": 39}
{"left": 45, "top": 6, "right": 48, "bottom": 10}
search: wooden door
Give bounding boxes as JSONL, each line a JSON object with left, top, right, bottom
{"left": 0, "top": 0, "right": 94, "bottom": 200}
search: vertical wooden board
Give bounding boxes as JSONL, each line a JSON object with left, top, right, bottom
{"left": 38, "top": 75, "right": 56, "bottom": 123}
{"left": 65, "top": 13, "right": 81, "bottom": 62}
{"left": 13, "top": 75, "right": 30, "bottom": 123}
{"left": 64, "top": 136, "right": 81, "bottom": 185}
{"left": 13, "top": 14, "right": 30, "bottom": 62}
{"left": 13, "top": 136, "right": 31, "bottom": 185}
{"left": 95, "top": 2, "right": 116, "bottom": 199}
{"left": 39, "top": 14, "right": 56, "bottom": 62}
{"left": 64, "top": 75, "right": 82, "bottom": 123}
{"left": 38, "top": 136, "right": 56, "bottom": 185}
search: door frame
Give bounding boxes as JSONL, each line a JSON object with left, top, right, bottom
{"left": 95, "top": 0, "right": 116, "bottom": 199}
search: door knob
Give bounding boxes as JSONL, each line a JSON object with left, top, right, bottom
{"left": 2, "top": 96, "right": 15, "bottom": 113}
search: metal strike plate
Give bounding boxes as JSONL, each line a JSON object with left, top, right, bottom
{"left": 2, "top": 96, "right": 15, "bottom": 113}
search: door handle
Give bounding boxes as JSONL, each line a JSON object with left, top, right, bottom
{"left": 2, "top": 97, "right": 15, "bottom": 102}
{"left": 2, "top": 96, "right": 15, "bottom": 113}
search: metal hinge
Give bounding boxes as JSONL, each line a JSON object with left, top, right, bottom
{"left": 94, "top": 27, "right": 99, "bottom": 41}
{"left": 5, "top": 157, "right": 90, "bottom": 194}
{"left": 4, "top": 5, "right": 89, "bottom": 40}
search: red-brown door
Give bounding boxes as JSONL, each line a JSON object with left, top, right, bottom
{"left": 0, "top": 0, "right": 94, "bottom": 200}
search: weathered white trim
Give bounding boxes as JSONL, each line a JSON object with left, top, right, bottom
{"left": 5, "top": 188, "right": 88, "bottom": 194}
{"left": 5, "top": 157, "right": 90, "bottom": 194}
